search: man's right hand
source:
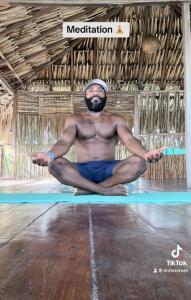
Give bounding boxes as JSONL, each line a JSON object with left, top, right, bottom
{"left": 29, "top": 152, "right": 52, "bottom": 167}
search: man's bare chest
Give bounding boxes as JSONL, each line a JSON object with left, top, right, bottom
{"left": 76, "top": 118, "right": 117, "bottom": 140}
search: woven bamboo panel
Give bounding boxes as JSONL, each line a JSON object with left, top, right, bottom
{"left": 115, "top": 145, "right": 131, "bottom": 160}
{"left": 14, "top": 144, "right": 76, "bottom": 179}
{"left": 138, "top": 91, "right": 185, "bottom": 179}
{"left": 16, "top": 114, "right": 66, "bottom": 145}
{"left": 39, "top": 94, "right": 72, "bottom": 114}
{"left": 0, "top": 145, "right": 2, "bottom": 177}
{"left": 140, "top": 133, "right": 186, "bottom": 179}
{"left": 0, "top": 145, "right": 14, "bottom": 179}
{"left": 17, "top": 94, "right": 39, "bottom": 114}
{"left": 0, "top": 107, "right": 13, "bottom": 144}
{"left": 138, "top": 91, "right": 184, "bottom": 134}
{"left": 107, "top": 92, "right": 134, "bottom": 115}
{"left": 144, "top": 155, "right": 186, "bottom": 180}
{"left": 15, "top": 144, "right": 50, "bottom": 179}
{"left": 72, "top": 92, "right": 87, "bottom": 113}
{"left": 139, "top": 134, "right": 185, "bottom": 151}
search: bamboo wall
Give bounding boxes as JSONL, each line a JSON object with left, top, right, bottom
{"left": 0, "top": 102, "right": 13, "bottom": 179}
{"left": 138, "top": 91, "right": 185, "bottom": 179}
{"left": 0, "top": 106, "right": 13, "bottom": 145}
{"left": 0, "top": 145, "right": 14, "bottom": 179}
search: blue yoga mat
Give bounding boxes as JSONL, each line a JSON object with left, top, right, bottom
{"left": 0, "top": 192, "right": 191, "bottom": 204}
{"left": 163, "top": 148, "right": 186, "bottom": 156}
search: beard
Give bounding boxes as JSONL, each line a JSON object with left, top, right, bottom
{"left": 85, "top": 95, "right": 107, "bottom": 112}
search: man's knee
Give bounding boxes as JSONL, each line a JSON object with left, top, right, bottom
{"left": 131, "top": 156, "right": 147, "bottom": 174}
{"left": 48, "top": 158, "right": 68, "bottom": 175}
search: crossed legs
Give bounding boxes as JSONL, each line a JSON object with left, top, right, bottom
{"left": 48, "top": 155, "right": 147, "bottom": 196}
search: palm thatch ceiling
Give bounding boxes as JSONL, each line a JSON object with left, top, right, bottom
{"left": 0, "top": 1, "right": 184, "bottom": 110}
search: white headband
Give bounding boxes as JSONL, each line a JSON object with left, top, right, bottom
{"left": 85, "top": 79, "right": 108, "bottom": 93}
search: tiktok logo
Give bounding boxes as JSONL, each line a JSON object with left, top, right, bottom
{"left": 171, "top": 244, "right": 183, "bottom": 259}
{"left": 154, "top": 244, "right": 188, "bottom": 273}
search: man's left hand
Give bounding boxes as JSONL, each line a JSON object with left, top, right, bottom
{"left": 144, "top": 147, "right": 166, "bottom": 163}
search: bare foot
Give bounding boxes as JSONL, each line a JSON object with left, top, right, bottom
{"left": 73, "top": 188, "right": 95, "bottom": 196}
{"left": 103, "top": 184, "right": 128, "bottom": 196}
{"left": 73, "top": 184, "right": 128, "bottom": 196}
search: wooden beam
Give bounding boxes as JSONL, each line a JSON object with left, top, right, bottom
{"left": 182, "top": 2, "right": 191, "bottom": 188}
{"left": 0, "top": 50, "right": 24, "bottom": 88}
{"left": 115, "top": 8, "right": 125, "bottom": 88}
{"left": 4, "top": 100, "right": 13, "bottom": 116}
{"left": 133, "top": 91, "right": 139, "bottom": 137}
{"left": 3, "top": 6, "right": 96, "bottom": 60}
{"left": 92, "top": 38, "right": 97, "bottom": 79}
{"left": 0, "top": 72, "right": 14, "bottom": 95}
{"left": 174, "top": 5, "right": 182, "bottom": 16}
{"left": 7, "top": 0, "right": 191, "bottom": 5}
{"left": 137, "top": 6, "right": 150, "bottom": 90}
{"left": 160, "top": 9, "right": 174, "bottom": 90}
{"left": 48, "top": 64, "right": 52, "bottom": 91}
{"left": 70, "top": 47, "right": 74, "bottom": 91}
{"left": 12, "top": 91, "right": 17, "bottom": 179}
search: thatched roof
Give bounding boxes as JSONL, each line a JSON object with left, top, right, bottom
{"left": 0, "top": 2, "right": 183, "bottom": 104}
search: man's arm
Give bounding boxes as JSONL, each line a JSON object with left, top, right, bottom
{"left": 29, "top": 115, "right": 77, "bottom": 166}
{"left": 115, "top": 115, "right": 148, "bottom": 159}
{"left": 115, "top": 115, "right": 164, "bottom": 162}
{"left": 49, "top": 115, "right": 77, "bottom": 159}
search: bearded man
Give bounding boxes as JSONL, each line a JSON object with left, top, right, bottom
{"left": 30, "top": 79, "right": 164, "bottom": 196}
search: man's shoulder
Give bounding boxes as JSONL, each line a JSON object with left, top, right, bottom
{"left": 110, "top": 114, "right": 126, "bottom": 124}
{"left": 103, "top": 112, "right": 123, "bottom": 120}
{"left": 64, "top": 114, "right": 80, "bottom": 127}
{"left": 66, "top": 114, "right": 81, "bottom": 122}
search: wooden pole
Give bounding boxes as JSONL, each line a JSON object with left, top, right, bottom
{"left": 115, "top": 8, "right": 124, "bottom": 89}
{"left": 160, "top": 9, "right": 174, "bottom": 90}
{"left": 0, "top": 72, "right": 14, "bottom": 96}
{"left": 71, "top": 48, "right": 74, "bottom": 91}
{"left": 48, "top": 65, "right": 53, "bottom": 91}
{"left": 182, "top": 2, "right": 191, "bottom": 188}
{"left": 12, "top": 91, "right": 17, "bottom": 179}
{"left": 93, "top": 38, "right": 97, "bottom": 79}
{"left": 137, "top": 6, "right": 150, "bottom": 90}
{"left": 7, "top": 0, "right": 191, "bottom": 5}
{"left": 134, "top": 91, "right": 139, "bottom": 137}
{"left": 0, "top": 50, "right": 25, "bottom": 88}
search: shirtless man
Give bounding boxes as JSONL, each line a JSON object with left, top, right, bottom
{"left": 29, "top": 79, "right": 164, "bottom": 196}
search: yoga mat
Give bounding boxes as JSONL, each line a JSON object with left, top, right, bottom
{"left": 163, "top": 148, "right": 186, "bottom": 155}
{"left": 0, "top": 192, "right": 191, "bottom": 204}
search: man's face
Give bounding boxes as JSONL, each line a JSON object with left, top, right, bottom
{"left": 85, "top": 84, "right": 107, "bottom": 112}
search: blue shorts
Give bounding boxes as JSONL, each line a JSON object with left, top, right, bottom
{"left": 75, "top": 160, "right": 119, "bottom": 183}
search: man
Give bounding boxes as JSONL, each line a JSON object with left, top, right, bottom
{"left": 30, "top": 79, "right": 164, "bottom": 196}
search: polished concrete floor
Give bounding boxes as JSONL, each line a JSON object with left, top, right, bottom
{"left": 0, "top": 178, "right": 191, "bottom": 300}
